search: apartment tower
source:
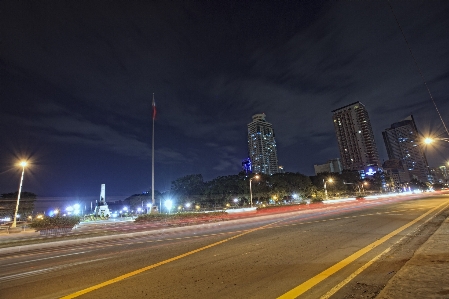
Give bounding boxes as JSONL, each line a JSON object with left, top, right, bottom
{"left": 247, "top": 113, "right": 278, "bottom": 175}
{"left": 332, "top": 102, "right": 380, "bottom": 171}
{"left": 382, "top": 115, "right": 429, "bottom": 182}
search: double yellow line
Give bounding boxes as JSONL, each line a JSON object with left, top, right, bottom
{"left": 277, "top": 200, "right": 449, "bottom": 298}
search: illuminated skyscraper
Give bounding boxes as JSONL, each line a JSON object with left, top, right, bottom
{"left": 382, "top": 115, "right": 429, "bottom": 182}
{"left": 332, "top": 102, "right": 380, "bottom": 172}
{"left": 247, "top": 113, "right": 278, "bottom": 175}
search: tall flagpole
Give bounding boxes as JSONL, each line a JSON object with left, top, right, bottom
{"left": 152, "top": 93, "right": 155, "bottom": 208}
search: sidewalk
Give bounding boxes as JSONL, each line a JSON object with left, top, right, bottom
{"left": 377, "top": 217, "right": 449, "bottom": 298}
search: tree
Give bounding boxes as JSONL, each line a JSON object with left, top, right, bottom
{"left": 368, "top": 171, "right": 384, "bottom": 192}
{"left": 409, "top": 179, "right": 428, "bottom": 191}
{"left": 270, "top": 172, "right": 314, "bottom": 201}
{"left": 0, "top": 192, "right": 36, "bottom": 219}
{"left": 171, "top": 174, "right": 205, "bottom": 203}
{"left": 124, "top": 190, "right": 162, "bottom": 211}
{"left": 203, "top": 174, "right": 247, "bottom": 207}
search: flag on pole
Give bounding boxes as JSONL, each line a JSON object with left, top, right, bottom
{"left": 152, "top": 93, "right": 156, "bottom": 120}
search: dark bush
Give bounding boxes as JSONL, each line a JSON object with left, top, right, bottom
{"left": 134, "top": 212, "right": 227, "bottom": 222}
{"left": 29, "top": 216, "right": 81, "bottom": 231}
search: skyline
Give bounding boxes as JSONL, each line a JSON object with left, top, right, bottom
{"left": 1, "top": 1, "right": 448, "bottom": 198}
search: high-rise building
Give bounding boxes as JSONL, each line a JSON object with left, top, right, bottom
{"left": 247, "top": 113, "right": 278, "bottom": 175}
{"left": 382, "top": 115, "right": 429, "bottom": 182}
{"left": 332, "top": 102, "right": 380, "bottom": 172}
{"left": 314, "top": 158, "right": 343, "bottom": 175}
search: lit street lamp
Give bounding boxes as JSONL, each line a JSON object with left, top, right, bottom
{"left": 323, "top": 178, "right": 333, "bottom": 200}
{"left": 249, "top": 175, "right": 260, "bottom": 208}
{"left": 424, "top": 137, "right": 449, "bottom": 144}
{"left": 164, "top": 199, "right": 173, "bottom": 214}
{"left": 11, "top": 161, "right": 27, "bottom": 228}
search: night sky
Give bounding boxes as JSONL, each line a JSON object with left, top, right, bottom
{"left": 1, "top": 1, "right": 448, "bottom": 200}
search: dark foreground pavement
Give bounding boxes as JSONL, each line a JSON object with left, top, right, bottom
{"left": 377, "top": 217, "right": 449, "bottom": 299}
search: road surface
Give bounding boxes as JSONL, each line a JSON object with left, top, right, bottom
{"left": 0, "top": 193, "right": 448, "bottom": 298}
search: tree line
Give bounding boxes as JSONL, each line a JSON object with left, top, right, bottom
{"left": 0, "top": 192, "right": 36, "bottom": 219}
{"left": 128, "top": 170, "right": 399, "bottom": 210}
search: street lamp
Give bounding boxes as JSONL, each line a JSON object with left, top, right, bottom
{"left": 249, "top": 175, "right": 260, "bottom": 208}
{"left": 11, "top": 161, "right": 27, "bottom": 228}
{"left": 424, "top": 137, "right": 449, "bottom": 144}
{"left": 323, "top": 178, "right": 333, "bottom": 200}
{"left": 164, "top": 199, "right": 173, "bottom": 214}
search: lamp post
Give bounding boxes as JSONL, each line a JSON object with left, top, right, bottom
{"left": 424, "top": 137, "right": 449, "bottom": 144}
{"left": 249, "top": 175, "right": 260, "bottom": 208}
{"left": 424, "top": 136, "right": 449, "bottom": 185}
{"left": 11, "top": 161, "right": 27, "bottom": 228}
{"left": 323, "top": 178, "right": 333, "bottom": 200}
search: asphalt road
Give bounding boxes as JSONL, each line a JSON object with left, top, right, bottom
{"left": 1, "top": 193, "right": 448, "bottom": 299}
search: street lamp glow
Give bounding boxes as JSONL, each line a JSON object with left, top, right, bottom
{"left": 424, "top": 137, "right": 433, "bottom": 144}
{"left": 323, "top": 178, "right": 333, "bottom": 200}
{"left": 164, "top": 199, "right": 173, "bottom": 213}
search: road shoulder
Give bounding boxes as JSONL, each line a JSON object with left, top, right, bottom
{"left": 377, "top": 217, "right": 449, "bottom": 298}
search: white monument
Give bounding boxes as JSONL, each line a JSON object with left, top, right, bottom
{"left": 94, "top": 184, "right": 111, "bottom": 217}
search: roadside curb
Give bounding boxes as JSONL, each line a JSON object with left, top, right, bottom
{"left": 377, "top": 217, "right": 449, "bottom": 298}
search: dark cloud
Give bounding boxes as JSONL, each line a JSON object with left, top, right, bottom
{"left": 1, "top": 1, "right": 448, "bottom": 198}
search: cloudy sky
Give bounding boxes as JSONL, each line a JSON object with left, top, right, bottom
{"left": 1, "top": 1, "right": 448, "bottom": 198}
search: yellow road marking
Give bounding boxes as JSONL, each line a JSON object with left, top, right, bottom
{"left": 277, "top": 200, "right": 447, "bottom": 299}
{"left": 60, "top": 221, "right": 279, "bottom": 299}
{"left": 320, "top": 201, "right": 449, "bottom": 299}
